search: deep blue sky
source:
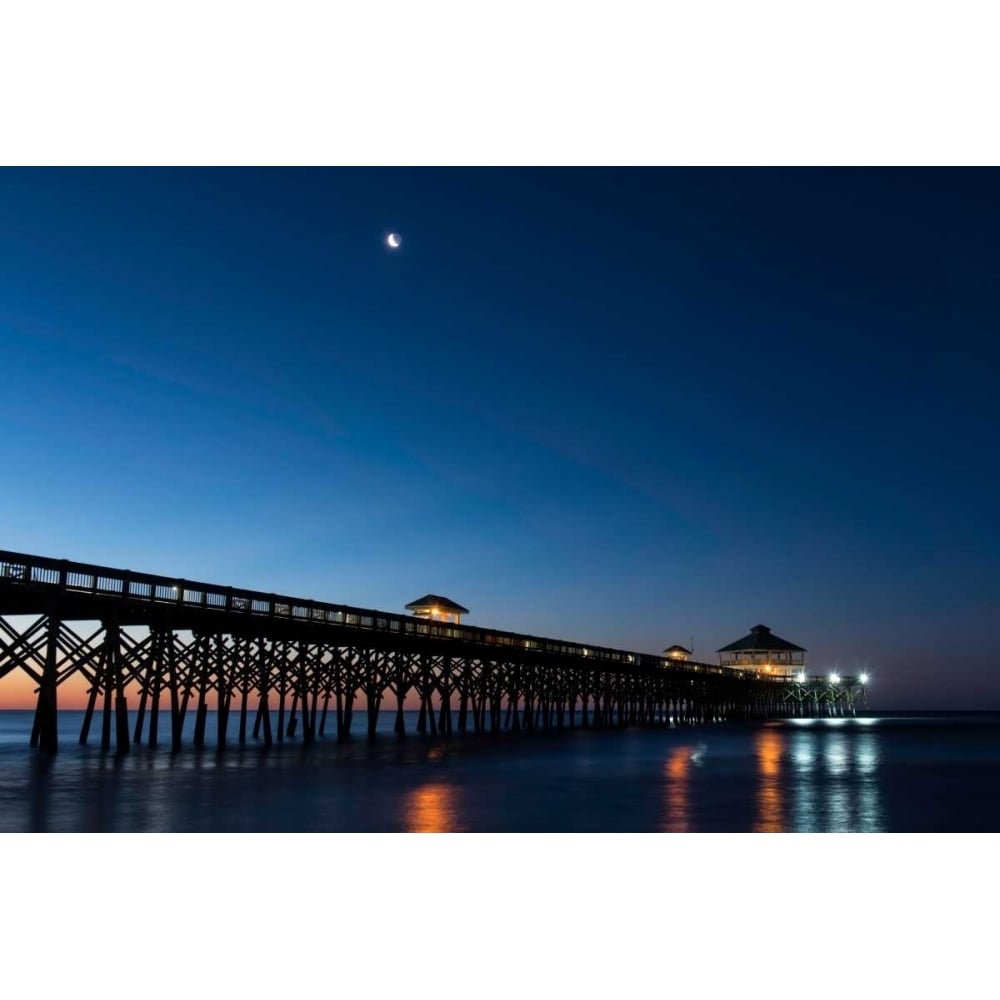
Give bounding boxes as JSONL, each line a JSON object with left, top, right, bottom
{"left": 1, "top": 168, "right": 997, "bottom": 707}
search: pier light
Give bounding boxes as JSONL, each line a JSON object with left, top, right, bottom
{"left": 829, "top": 672, "right": 840, "bottom": 685}
{"left": 717, "top": 624, "right": 806, "bottom": 676}
{"left": 663, "top": 644, "right": 693, "bottom": 662}
{"left": 405, "top": 594, "right": 469, "bottom": 625}
{"left": 860, "top": 672, "right": 869, "bottom": 684}
{"left": 796, "top": 671, "right": 806, "bottom": 683}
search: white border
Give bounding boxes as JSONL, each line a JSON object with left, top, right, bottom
{"left": 5, "top": 833, "right": 997, "bottom": 996}
{"left": 3, "top": 4, "right": 997, "bottom": 991}
{"left": 2, "top": 2, "right": 999, "bottom": 165}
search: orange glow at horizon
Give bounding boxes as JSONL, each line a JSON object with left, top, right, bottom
{"left": 754, "top": 728, "right": 784, "bottom": 832}
{"left": 1, "top": 671, "right": 432, "bottom": 713}
{"left": 0, "top": 670, "right": 238, "bottom": 711}
{"left": 1, "top": 669, "right": 97, "bottom": 710}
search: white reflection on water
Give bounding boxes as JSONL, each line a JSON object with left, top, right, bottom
{"left": 789, "top": 723, "right": 884, "bottom": 832}
{"left": 825, "top": 734, "right": 849, "bottom": 776}
{"left": 793, "top": 736, "right": 816, "bottom": 772}
{"left": 855, "top": 732, "right": 883, "bottom": 831}
{"left": 857, "top": 788, "right": 881, "bottom": 830}
{"left": 825, "top": 732, "right": 852, "bottom": 830}
{"left": 857, "top": 734, "right": 878, "bottom": 776}
{"left": 791, "top": 730, "right": 817, "bottom": 831}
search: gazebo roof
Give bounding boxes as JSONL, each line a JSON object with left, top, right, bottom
{"left": 663, "top": 644, "right": 692, "bottom": 655}
{"left": 717, "top": 624, "right": 805, "bottom": 653}
{"left": 405, "top": 594, "right": 470, "bottom": 615}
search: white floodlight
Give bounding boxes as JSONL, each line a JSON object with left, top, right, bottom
{"left": 860, "top": 672, "right": 869, "bottom": 684}
{"left": 829, "top": 672, "right": 840, "bottom": 684}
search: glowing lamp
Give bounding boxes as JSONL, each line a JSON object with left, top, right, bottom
{"left": 860, "top": 673, "right": 869, "bottom": 684}
{"left": 829, "top": 672, "right": 840, "bottom": 685}
{"left": 796, "top": 672, "right": 806, "bottom": 683}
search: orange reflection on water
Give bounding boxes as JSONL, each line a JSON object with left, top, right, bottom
{"left": 754, "top": 728, "right": 784, "bottom": 832}
{"left": 405, "top": 783, "right": 458, "bottom": 833}
{"left": 660, "top": 747, "right": 691, "bottom": 832}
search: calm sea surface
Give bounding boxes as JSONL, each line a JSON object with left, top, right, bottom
{"left": 1, "top": 710, "right": 998, "bottom": 832}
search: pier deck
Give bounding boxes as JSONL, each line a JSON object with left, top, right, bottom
{"left": 0, "top": 550, "right": 868, "bottom": 752}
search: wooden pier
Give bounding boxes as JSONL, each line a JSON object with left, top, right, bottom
{"left": 0, "top": 550, "right": 869, "bottom": 752}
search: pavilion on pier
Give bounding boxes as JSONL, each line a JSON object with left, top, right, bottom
{"left": 717, "top": 624, "right": 805, "bottom": 677}
{"left": 405, "top": 594, "right": 469, "bottom": 625}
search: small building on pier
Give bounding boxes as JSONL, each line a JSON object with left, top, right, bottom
{"left": 405, "top": 594, "right": 469, "bottom": 625}
{"left": 663, "top": 644, "right": 692, "bottom": 661}
{"left": 717, "top": 624, "right": 805, "bottom": 677}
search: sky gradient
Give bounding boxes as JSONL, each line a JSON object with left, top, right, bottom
{"left": 1, "top": 168, "right": 997, "bottom": 709}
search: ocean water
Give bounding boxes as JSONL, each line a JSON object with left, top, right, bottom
{"left": 1, "top": 710, "right": 998, "bottom": 832}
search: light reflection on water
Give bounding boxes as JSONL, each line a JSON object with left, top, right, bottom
{"left": 7, "top": 710, "right": 986, "bottom": 832}
{"left": 855, "top": 733, "right": 883, "bottom": 832}
{"left": 793, "top": 739, "right": 816, "bottom": 771}
{"left": 405, "top": 782, "right": 459, "bottom": 832}
{"left": 657, "top": 723, "right": 887, "bottom": 833}
{"left": 791, "top": 730, "right": 817, "bottom": 832}
{"left": 825, "top": 734, "right": 849, "bottom": 776}
{"left": 660, "top": 747, "right": 692, "bottom": 832}
{"left": 787, "top": 726, "right": 884, "bottom": 833}
{"left": 754, "top": 729, "right": 783, "bottom": 832}
{"left": 857, "top": 736, "right": 878, "bottom": 776}
{"left": 825, "top": 733, "right": 852, "bottom": 830}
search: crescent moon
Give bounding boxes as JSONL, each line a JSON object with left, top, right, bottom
{"left": 387, "top": 233, "right": 401, "bottom": 248}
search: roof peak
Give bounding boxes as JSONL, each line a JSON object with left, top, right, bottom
{"left": 717, "top": 624, "right": 806, "bottom": 653}
{"left": 405, "top": 594, "right": 470, "bottom": 614}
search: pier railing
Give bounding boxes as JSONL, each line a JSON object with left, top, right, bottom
{"left": 0, "top": 550, "right": 857, "bottom": 684}
{"left": 0, "top": 549, "right": 854, "bottom": 685}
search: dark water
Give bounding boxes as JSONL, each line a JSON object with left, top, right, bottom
{"left": 1, "top": 710, "right": 998, "bottom": 832}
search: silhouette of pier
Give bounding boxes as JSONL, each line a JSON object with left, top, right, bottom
{"left": 0, "top": 550, "right": 869, "bottom": 752}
